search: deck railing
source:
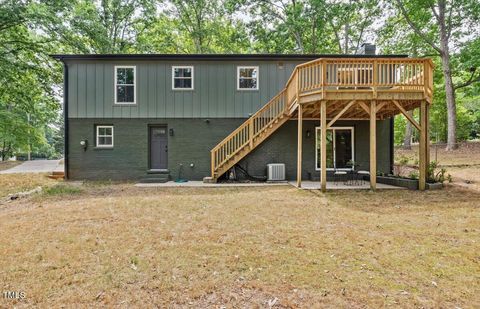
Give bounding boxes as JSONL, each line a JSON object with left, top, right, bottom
{"left": 211, "top": 90, "right": 288, "bottom": 175}
{"left": 211, "top": 57, "right": 434, "bottom": 177}
{"left": 297, "top": 58, "right": 434, "bottom": 97}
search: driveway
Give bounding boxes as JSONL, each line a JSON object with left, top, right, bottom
{"left": 0, "top": 159, "right": 63, "bottom": 174}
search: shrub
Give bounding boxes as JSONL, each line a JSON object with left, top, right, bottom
{"left": 394, "top": 155, "right": 410, "bottom": 176}
{"left": 427, "top": 161, "right": 452, "bottom": 183}
{"left": 409, "top": 171, "right": 419, "bottom": 179}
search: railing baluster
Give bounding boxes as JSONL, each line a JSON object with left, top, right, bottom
{"left": 211, "top": 58, "right": 432, "bottom": 175}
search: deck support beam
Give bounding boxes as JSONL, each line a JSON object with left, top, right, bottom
{"left": 296, "top": 104, "right": 303, "bottom": 187}
{"left": 370, "top": 100, "right": 377, "bottom": 190}
{"left": 320, "top": 101, "right": 327, "bottom": 192}
{"left": 426, "top": 103, "right": 430, "bottom": 170}
{"left": 393, "top": 100, "right": 421, "bottom": 131}
{"left": 419, "top": 100, "right": 427, "bottom": 190}
{"left": 327, "top": 100, "right": 355, "bottom": 129}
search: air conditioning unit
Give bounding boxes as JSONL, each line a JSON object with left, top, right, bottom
{"left": 267, "top": 163, "right": 285, "bottom": 181}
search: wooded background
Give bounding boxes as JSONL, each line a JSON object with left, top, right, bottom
{"left": 1, "top": 0, "right": 479, "bottom": 160}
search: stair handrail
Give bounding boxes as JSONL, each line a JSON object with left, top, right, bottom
{"left": 210, "top": 57, "right": 433, "bottom": 178}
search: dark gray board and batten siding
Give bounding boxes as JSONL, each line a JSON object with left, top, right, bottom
{"left": 67, "top": 60, "right": 300, "bottom": 119}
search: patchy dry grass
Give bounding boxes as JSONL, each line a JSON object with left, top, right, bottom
{"left": 448, "top": 166, "right": 480, "bottom": 191}
{"left": 0, "top": 161, "right": 22, "bottom": 171}
{"left": 0, "top": 183, "right": 479, "bottom": 308}
{"left": 0, "top": 173, "right": 57, "bottom": 199}
{"left": 396, "top": 141, "right": 480, "bottom": 166}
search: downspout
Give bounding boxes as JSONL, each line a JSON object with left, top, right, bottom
{"left": 63, "top": 61, "right": 69, "bottom": 179}
{"left": 390, "top": 117, "right": 394, "bottom": 175}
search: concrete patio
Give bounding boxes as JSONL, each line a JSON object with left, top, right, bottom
{"left": 136, "top": 180, "right": 403, "bottom": 190}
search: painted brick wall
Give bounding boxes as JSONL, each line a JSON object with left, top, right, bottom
{"left": 68, "top": 118, "right": 392, "bottom": 181}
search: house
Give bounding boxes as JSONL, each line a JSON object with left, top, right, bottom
{"left": 52, "top": 44, "right": 434, "bottom": 191}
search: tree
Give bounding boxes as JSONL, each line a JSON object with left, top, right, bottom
{"left": 325, "top": 0, "right": 381, "bottom": 54}
{"left": 393, "top": 0, "right": 480, "bottom": 150}
{"left": 241, "top": 0, "right": 381, "bottom": 54}
{"left": 170, "top": 0, "right": 217, "bottom": 53}
{"left": 37, "top": 0, "right": 156, "bottom": 54}
{"left": 0, "top": 0, "right": 61, "bottom": 160}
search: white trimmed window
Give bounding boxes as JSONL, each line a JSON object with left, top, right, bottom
{"left": 115, "top": 66, "right": 136, "bottom": 104}
{"left": 237, "top": 66, "right": 259, "bottom": 90}
{"left": 315, "top": 127, "right": 354, "bottom": 170}
{"left": 172, "top": 66, "right": 194, "bottom": 90}
{"left": 96, "top": 125, "right": 114, "bottom": 147}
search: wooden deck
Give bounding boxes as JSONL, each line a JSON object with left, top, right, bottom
{"left": 208, "top": 57, "right": 434, "bottom": 191}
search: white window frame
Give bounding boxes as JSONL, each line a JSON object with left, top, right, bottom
{"left": 237, "top": 66, "right": 259, "bottom": 90}
{"left": 315, "top": 126, "right": 354, "bottom": 171}
{"left": 96, "top": 125, "right": 114, "bottom": 148}
{"left": 172, "top": 66, "right": 194, "bottom": 90}
{"left": 114, "top": 66, "right": 136, "bottom": 105}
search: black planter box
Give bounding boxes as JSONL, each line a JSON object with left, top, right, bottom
{"left": 372, "top": 175, "right": 443, "bottom": 190}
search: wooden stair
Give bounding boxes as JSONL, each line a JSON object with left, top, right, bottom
{"left": 207, "top": 83, "right": 299, "bottom": 182}
{"left": 48, "top": 171, "right": 65, "bottom": 180}
{"left": 206, "top": 57, "right": 434, "bottom": 182}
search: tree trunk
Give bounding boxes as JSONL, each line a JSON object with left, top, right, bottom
{"left": 441, "top": 53, "right": 457, "bottom": 150}
{"left": 436, "top": 0, "right": 457, "bottom": 150}
{"left": 403, "top": 110, "right": 413, "bottom": 149}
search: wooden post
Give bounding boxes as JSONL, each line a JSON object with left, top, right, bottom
{"left": 211, "top": 151, "right": 215, "bottom": 178}
{"left": 419, "top": 100, "right": 427, "bottom": 190}
{"left": 426, "top": 103, "right": 430, "bottom": 167}
{"left": 370, "top": 100, "right": 377, "bottom": 190}
{"left": 321, "top": 101, "right": 327, "bottom": 192}
{"left": 249, "top": 118, "right": 254, "bottom": 149}
{"left": 297, "top": 104, "right": 303, "bottom": 187}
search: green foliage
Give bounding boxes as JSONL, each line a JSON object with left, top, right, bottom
{"left": 44, "top": 184, "right": 83, "bottom": 196}
{"left": 393, "top": 154, "right": 413, "bottom": 177}
{"left": 1, "top": 0, "right": 479, "bottom": 155}
{"left": 427, "top": 161, "right": 452, "bottom": 183}
{"left": 408, "top": 170, "right": 418, "bottom": 180}
{"left": 0, "top": 1, "right": 61, "bottom": 160}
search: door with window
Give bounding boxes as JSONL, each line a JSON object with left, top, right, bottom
{"left": 316, "top": 127, "right": 354, "bottom": 170}
{"left": 150, "top": 126, "right": 168, "bottom": 170}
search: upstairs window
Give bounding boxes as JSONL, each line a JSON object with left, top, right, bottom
{"left": 172, "top": 66, "right": 194, "bottom": 90}
{"left": 96, "top": 125, "right": 114, "bottom": 148}
{"left": 115, "top": 66, "right": 136, "bottom": 104}
{"left": 237, "top": 66, "right": 259, "bottom": 90}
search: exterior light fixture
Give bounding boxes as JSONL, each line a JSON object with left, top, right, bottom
{"left": 80, "top": 140, "right": 88, "bottom": 151}
{"left": 305, "top": 130, "right": 311, "bottom": 138}
{"left": 169, "top": 128, "right": 174, "bottom": 136}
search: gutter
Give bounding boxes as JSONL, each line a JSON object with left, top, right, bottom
{"left": 50, "top": 53, "right": 409, "bottom": 62}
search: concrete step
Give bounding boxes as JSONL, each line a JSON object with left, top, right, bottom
{"left": 140, "top": 172, "right": 170, "bottom": 183}
{"left": 138, "top": 177, "right": 169, "bottom": 183}
{"left": 203, "top": 176, "right": 217, "bottom": 183}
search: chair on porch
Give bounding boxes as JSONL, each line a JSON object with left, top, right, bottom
{"left": 357, "top": 170, "right": 370, "bottom": 185}
{"left": 333, "top": 170, "right": 347, "bottom": 186}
